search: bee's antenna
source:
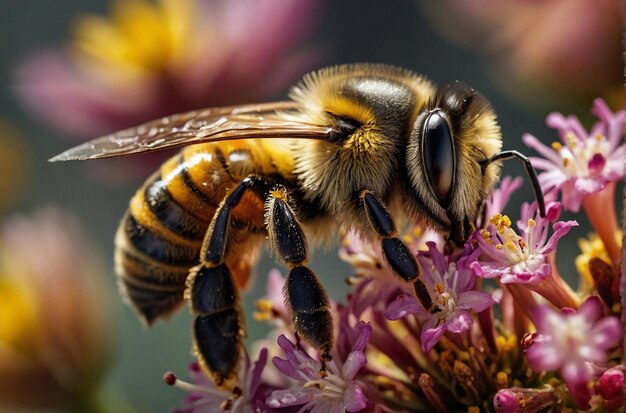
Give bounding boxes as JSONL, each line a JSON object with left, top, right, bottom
{"left": 480, "top": 150, "right": 546, "bottom": 218}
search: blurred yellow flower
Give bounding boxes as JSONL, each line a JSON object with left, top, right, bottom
{"left": 0, "top": 208, "right": 113, "bottom": 412}
{"left": 575, "top": 231, "right": 621, "bottom": 294}
{"left": 16, "top": 0, "right": 321, "bottom": 139}
{"left": 71, "top": 0, "right": 195, "bottom": 84}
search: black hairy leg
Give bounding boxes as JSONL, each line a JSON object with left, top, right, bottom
{"left": 360, "top": 190, "right": 438, "bottom": 313}
{"left": 265, "top": 186, "right": 334, "bottom": 375}
{"left": 186, "top": 175, "right": 271, "bottom": 386}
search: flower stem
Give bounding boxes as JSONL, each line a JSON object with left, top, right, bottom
{"left": 504, "top": 284, "right": 535, "bottom": 326}
{"left": 582, "top": 182, "right": 621, "bottom": 264}
{"left": 525, "top": 253, "right": 579, "bottom": 309}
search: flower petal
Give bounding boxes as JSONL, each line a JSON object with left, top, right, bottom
{"left": 266, "top": 387, "right": 315, "bottom": 408}
{"left": 456, "top": 290, "right": 497, "bottom": 312}
{"left": 421, "top": 317, "right": 446, "bottom": 352}
{"left": 342, "top": 351, "right": 367, "bottom": 380}
{"left": 343, "top": 382, "right": 368, "bottom": 412}
{"left": 385, "top": 294, "right": 422, "bottom": 320}
{"left": 445, "top": 310, "right": 472, "bottom": 333}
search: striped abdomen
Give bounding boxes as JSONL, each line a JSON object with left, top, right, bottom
{"left": 116, "top": 141, "right": 289, "bottom": 324}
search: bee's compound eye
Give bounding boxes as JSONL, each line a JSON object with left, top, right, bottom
{"left": 422, "top": 110, "right": 455, "bottom": 205}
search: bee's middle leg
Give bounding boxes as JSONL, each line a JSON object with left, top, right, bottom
{"left": 359, "top": 190, "right": 437, "bottom": 313}
{"left": 265, "top": 186, "right": 333, "bottom": 373}
{"left": 186, "top": 175, "right": 271, "bottom": 386}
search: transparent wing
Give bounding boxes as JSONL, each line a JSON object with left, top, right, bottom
{"left": 49, "top": 101, "right": 337, "bottom": 161}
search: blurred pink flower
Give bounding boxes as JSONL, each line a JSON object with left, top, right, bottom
{"left": 15, "top": 0, "right": 321, "bottom": 139}
{"left": 419, "top": 0, "right": 623, "bottom": 107}
{"left": 0, "top": 208, "right": 112, "bottom": 411}
{"left": 523, "top": 296, "right": 622, "bottom": 406}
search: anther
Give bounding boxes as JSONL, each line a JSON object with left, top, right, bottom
{"left": 163, "top": 371, "right": 177, "bottom": 386}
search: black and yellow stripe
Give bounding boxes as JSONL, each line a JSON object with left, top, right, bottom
{"left": 115, "top": 141, "right": 290, "bottom": 324}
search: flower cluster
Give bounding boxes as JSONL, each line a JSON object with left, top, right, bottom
{"left": 166, "top": 100, "right": 624, "bottom": 412}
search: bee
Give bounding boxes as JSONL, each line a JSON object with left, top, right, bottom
{"left": 51, "top": 63, "right": 545, "bottom": 386}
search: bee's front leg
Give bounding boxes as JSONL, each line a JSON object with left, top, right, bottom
{"left": 265, "top": 186, "right": 333, "bottom": 375}
{"left": 359, "top": 190, "right": 438, "bottom": 313}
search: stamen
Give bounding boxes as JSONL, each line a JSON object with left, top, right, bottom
{"left": 163, "top": 371, "right": 229, "bottom": 398}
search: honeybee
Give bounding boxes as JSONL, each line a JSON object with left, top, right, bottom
{"left": 51, "top": 63, "right": 545, "bottom": 386}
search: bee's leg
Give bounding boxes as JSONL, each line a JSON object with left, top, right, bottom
{"left": 359, "top": 190, "right": 437, "bottom": 313}
{"left": 187, "top": 176, "right": 270, "bottom": 386}
{"left": 265, "top": 186, "right": 333, "bottom": 374}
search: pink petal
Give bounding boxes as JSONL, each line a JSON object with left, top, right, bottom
{"left": 248, "top": 348, "right": 268, "bottom": 397}
{"left": 266, "top": 387, "right": 315, "bottom": 408}
{"left": 591, "top": 98, "right": 625, "bottom": 148}
{"left": 456, "top": 290, "right": 497, "bottom": 312}
{"left": 343, "top": 382, "right": 368, "bottom": 412}
{"left": 540, "top": 220, "right": 577, "bottom": 253}
{"left": 342, "top": 351, "right": 367, "bottom": 380}
{"left": 577, "top": 296, "right": 602, "bottom": 322}
{"left": 525, "top": 341, "right": 564, "bottom": 372}
{"left": 272, "top": 357, "right": 302, "bottom": 380}
{"left": 421, "top": 317, "right": 446, "bottom": 352}
{"left": 529, "top": 157, "right": 561, "bottom": 172}
{"left": 588, "top": 317, "right": 623, "bottom": 350}
{"left": 574, "top": 177, "right": 605, "bottom": 194}
{"left": 470, "top": 262, "right": 505, "bottom": 279}
{"left": 351, "top": 321, "right": 372, "bottom": 353}
{"left": 562, "top": 360, "right": 591, "bottom": 385}
{"left": 426, "top": 241, "right": 447, "bottom": 275}
{"left": 523, "top": 133, "right": 563, "bottom": 165}
{"left": 532, "top": 304, "right": 557, "bottom": 333}
{"left": 385, "top": 294, "right": 422, "bottom": 320}
{"left": 446, "top": 310, "right": 472, "bottom": 333}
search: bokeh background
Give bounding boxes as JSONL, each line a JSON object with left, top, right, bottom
{"left": 0, "top": 0, "right": 622, "bottom": 412}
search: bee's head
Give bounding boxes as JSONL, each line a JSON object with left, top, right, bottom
{"left": 403, "top": 82, "right": 502, "bottom": 242}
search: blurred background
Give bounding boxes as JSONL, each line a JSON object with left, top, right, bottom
{"left": 0, "top": 0, "right": 622, "bottom": 411}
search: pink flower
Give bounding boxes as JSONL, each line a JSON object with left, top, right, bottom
{"left": 15, "top": 0, "right": 320, "bottom": 138}
{"left": 386, "top": 243, "right": 497, "bottom": 352}
{"left": 266, "top": 322, "right": 371, "bottom": 412}
{"left": 166, "top": 349, "right": 269, "bottom": 413}
{"left": 523, "top": 296, "right": 622, "bottom": 390}
{"left": 471, "top": 202, "right": 577, "bottom": 284}
{"left": 522, "top": 98, "right": 625, "bottom": 212}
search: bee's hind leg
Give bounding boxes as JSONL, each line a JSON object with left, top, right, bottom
{"left": 265, "top": 186, "right": 334, "bottom": 375}
{"left": 186, "top": 176, "right": 271, "bottom": 386}
{"left": 359, "top": 190, "right": 438, "bottom": 313}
